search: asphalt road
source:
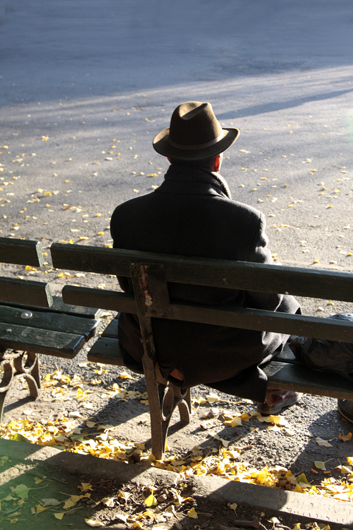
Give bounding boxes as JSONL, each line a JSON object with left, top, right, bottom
{"left": 1, "top": 0, "right": 352, "bottom": 280}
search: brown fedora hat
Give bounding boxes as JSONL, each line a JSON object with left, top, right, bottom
{"left": 153, "top": 101, "right": 239, "bottom": 160}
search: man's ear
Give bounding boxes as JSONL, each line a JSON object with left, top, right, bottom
{"left": 213, "top": 154, "right": 222, "bottom": 172}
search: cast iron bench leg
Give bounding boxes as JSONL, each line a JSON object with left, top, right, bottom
{"left": 13, "top": 351, "right": 41, "bottom": 399}
{"left": 143, "top": 354, "right": 192, "bottom": 459}
{"left": 0, "top": 356, "right": 13, "bottom": 423}
{"left": 0, "top": 350, "right": 41, "bottom": 423}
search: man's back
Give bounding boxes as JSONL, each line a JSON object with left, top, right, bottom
{"left": 111, "top": 164, "right": 299, "bottom": 401}
{"left": 110, "top": 101, "right": 300, "bottom": 404}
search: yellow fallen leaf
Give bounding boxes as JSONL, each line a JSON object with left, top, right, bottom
{"left": 339, "top": 432, "right": 352, "bottom": 442}
{"left": 213, "top": 434, "right": 231, "bottom": 447}
{"left": 63, "top": 499, "right": 76, "bottom": 509}
{"left": 119, "top": 371, "right": 137, "bottom": 380}
{"left": 85, "top": 519, "right": 104, "bottom": 527}
{"left": 101, "top": 497, "right": 115, "bottom": 507}
{"left": 206, "top": 392, "right": 220, "bottom": 403}
{"left": 54, "top": 513, "right": 65, "bottom": 520}
{"left": 314, "top": 461, "right": 327, "bottom": 471}
{"left": 230, "top": 417, "right": 242, "bottom": 427}
{"left": 36, "top": 504, "right": 47, "bottom": 513}
{"left": 187, "top": 507, "right": 198, "bottom": 519}
{"left": 144, "top": 494, "right": 157, "bottom": 507}
{"left": 297, "top": 473, "right": 310, "bottom": 487}
{"left": 315, "top": 437, "right": 332, "bottom": 447}
{"left": 79, "top": 482, "right": 93, "bottom": 493}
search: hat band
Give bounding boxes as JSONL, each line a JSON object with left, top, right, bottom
{"left": 169, "top": 132, "right": 224, "bottom": 150}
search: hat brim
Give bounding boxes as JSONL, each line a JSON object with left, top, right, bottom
{"left": 153, "top": 126, "right": 239, "bottom": 160}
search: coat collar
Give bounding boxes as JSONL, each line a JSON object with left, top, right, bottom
{"left": 161, "top": 165, "right": 232, "bottom": 199}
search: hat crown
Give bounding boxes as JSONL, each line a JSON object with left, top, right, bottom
{"left": 169, "top": 101, "right": 223, "bottom": 149}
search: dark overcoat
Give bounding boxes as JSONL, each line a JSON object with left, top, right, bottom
{"left": 110, "top": 165, "right": 300, "bottom": 402}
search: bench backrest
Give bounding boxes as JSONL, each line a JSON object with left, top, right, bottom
{"left": 0, "top": 237, "right": 52, "bottom": 307}
{"left": 51, "top": 243, "right": 353, "bottom": 343}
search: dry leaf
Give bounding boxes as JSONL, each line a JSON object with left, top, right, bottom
{"left": 187, "top": 507, "right": 198, "bottom": 519}
{"left": 144, "top": 494, "right": 157, "bottom": 507}
{"left": 315, "top": 437, "right": 332, "bottom": 447}
{"left": 85, "top": 519, "right": 104, "bottom": 527}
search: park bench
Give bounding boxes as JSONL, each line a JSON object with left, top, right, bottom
{"left": 50, "top": 242, "right": 353, "bottom": 459}
{"left": 0, "top": 237, "right": 102, "bottom": 421}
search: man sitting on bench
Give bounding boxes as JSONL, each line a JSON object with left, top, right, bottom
{"left": 110, "top": 101, "right": 301, "bottom": 415}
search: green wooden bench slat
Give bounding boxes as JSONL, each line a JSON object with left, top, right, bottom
{"left": 0, "top": 296, "right": 103, "bottom": 319}
{"left": 169, "top": 303, "right": 353, "bottom": 343}
{"left": 0, "top": 238, "right": 44, "bottom": 266}
{"left": 0, "top": 277, "right": 53, "bottom": 308}
{"left": 102, "top": 317, "right": 119, "bottom": 338}
{"left": 0, "top": 322, "right": 85, "bottom": 358}
{"left": 62, "top": 286, "right": 136, "bottom": 313}
{"left": 87, "top": 337, "right": 125, "bottom": 365}
{"left": 50, "top": 296, "right": 104, "bottom": 318}
{"left": 59, "top": 290, "right": 353, "bottom": 344}
{"left": 264, "top": 360, "right": 353, "bottom": 400}
{"left": 0, "top": 304, "right": 100, "bottom": 340}
{"left": 51, "top": 243, "right": 353, "bottom": 302}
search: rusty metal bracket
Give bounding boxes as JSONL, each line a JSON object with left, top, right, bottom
{"left": 130, "top": 262, "right": 191, "bottom": 459}
{"left": 131, "top": 262, "right": 171, "bottom": 318}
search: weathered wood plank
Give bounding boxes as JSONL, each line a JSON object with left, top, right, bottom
{"left": 0, "top": 296, "right": 103, "bottom": 319}
{"left": 264, "top": 361, "right": 353, "bottom": 400}
{"left": 58, "top": 284, "right": 353, "bottom": 343}
{"left": 0, "top": 277, "right": 53, "bottom": 307}
{"left": 169, "top": 303, "right": 353, "bottom": 342}
{"left": 0, "top": 323, "right": 85, "bottom": 358}
{"left": 0, "top": 238, "right": 44, "bottom": 266}
{"left": 102, "top": 317, "right": 119, "bottom": 338}
{"left": 50, "top": 296, "right": 104, "bottom": 318}
{"left": 62, "top": 286, "right": 136, "bottom": 313}
{"left": 50, "top": 243, "right": 353, "bottom": 302}
{"left": 0, "top": 304, "right": 100, "bottom": 340}
{"left": 87, "top": 337, "right": 125, "bottom": 365}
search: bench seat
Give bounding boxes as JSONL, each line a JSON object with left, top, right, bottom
{"left": 89, "top": 325, "right": 353, "bottom": 402}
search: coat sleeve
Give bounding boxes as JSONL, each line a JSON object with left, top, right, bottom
{"left": 244, "top": 212, "right": 284, "bottom": 311}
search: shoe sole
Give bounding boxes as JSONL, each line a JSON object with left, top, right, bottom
{"left": 337, "top": 400, "right": 353, "bottom": 424}
{"left": 257, "top": 394, "right": 302, "bottom": 415}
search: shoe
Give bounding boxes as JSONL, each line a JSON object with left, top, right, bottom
{"left": 337, "top": 399, "right": 353, "bottom": 423}
{"left": 257, "top": 388, "right": 302, "bottom": 415}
